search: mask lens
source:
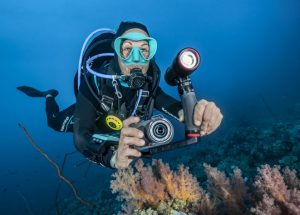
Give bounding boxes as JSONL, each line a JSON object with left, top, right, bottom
{"left": 120, "top": 41, "right": 132, "bottom": 59}
{"left": 114, "top": 32, "right": 157, "bottom": 65}
{"left": 139, "top": 46, "right": 150, "bottom": 59}
{"left": 121, "top": 40, "right": 150, "bottom": 60}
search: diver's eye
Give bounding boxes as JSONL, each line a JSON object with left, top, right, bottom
{"left": 141, "top": 48, "right": 149, "bottom": 52}
{"left": 140, "top": 48, "right": 150, "bottom": 58}
{"left": 123, "top": 47, "right": 132, "bottom": 52}
{"left": 121, "top": 47, "right": 132, "bottom": 58}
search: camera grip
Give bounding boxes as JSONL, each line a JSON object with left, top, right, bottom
{"left": 181, "top": 91, "right": 200, "bottom": 137}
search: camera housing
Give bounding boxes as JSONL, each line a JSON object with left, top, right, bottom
{"left": 133, "top": 115, "right": 174, "bottom": 152}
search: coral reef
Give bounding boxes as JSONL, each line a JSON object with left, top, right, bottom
{"left": 111, "top": 160, "right": 300, "bottom": 215}
{"left": 171, "top": 120, "right": 300, "bottom": 182}
{"left": 251, "top": 165, "right": 300, "bottom": 215}
{"left": 59, "top": 118, "right": 300, "bottom": 215}
{"left": 111, "top": 159, "right": 214, "bottom": 215}
{"left": 203, "top": 164, "right": 248, "bottom": 215}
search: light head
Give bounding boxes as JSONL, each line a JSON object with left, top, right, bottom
{"left": 165, "top": 48, "right": 201, "bottom": 86}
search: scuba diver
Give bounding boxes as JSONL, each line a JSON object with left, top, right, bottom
{"left": 18, "top": 21, "right": 223, "bottom": 169}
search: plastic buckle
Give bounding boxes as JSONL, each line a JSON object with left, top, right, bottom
{"left": 141, "top": 90, "right": 149, "bottom": 97}
{"left": 101, "top": 95, "right": 114, "bottom": 112}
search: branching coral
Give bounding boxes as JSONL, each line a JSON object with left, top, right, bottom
{"left": 204, "top": 164, "right": 248, "bottom": 215}
{"left": 111, "top": 160, "right": 300, "bottom": 215}
{"left": 251, "top": 194, "right": 282, "bottom": 215}
{"left": 111, "top": 159, "right": 213, "bottom": 215}
{"left": 283, "top": 167, "right": 300, "bottom": 189}
{"left": 111, "top": 159, "right": 169, "bottom": 209}
{"left": 251, "top": 165, "right": 300, "bottom": 215}
{"left": 157, "top": 160, "right": 205, "bottom": 203}
{"left": 157, "top": 160, "right": 215, "bottom": 215}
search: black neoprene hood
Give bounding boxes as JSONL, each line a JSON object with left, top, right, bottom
{"left": 115, "top": 21, "right": 150, "bottom": 37}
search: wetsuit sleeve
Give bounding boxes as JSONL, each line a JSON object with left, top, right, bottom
{"left": 73, "top": 90, "right": 117, "bottom": 169}
{"left": 154, "top": 86, "right": 183, "bottom": 121}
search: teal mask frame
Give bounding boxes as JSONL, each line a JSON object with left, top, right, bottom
{"left": 114, "top": 32, "right": 157, "bottom": 65}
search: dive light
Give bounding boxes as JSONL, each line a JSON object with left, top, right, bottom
{"left": 165, "top": 47, "right": 201, "bottom": 138}
{"left": 165, "top": 48, "right": 200, "bottom": 86}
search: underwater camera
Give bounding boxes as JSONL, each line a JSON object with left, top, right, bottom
{"left": 137, "top": 48, "right": 202, "bottom": 156}
{"left": 133, "top": 115, "right": 174, "bottom": 153}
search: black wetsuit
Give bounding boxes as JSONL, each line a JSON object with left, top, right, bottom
{"left": 73, "top": 59, "right": 183, "bottom": 168}
{"left": 45, "top": 97, "right": 75, "bottom": 132}
{"left": 16, "top": 85, "right": 75, "bottom": 132}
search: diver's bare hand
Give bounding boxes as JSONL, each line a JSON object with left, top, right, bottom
{"left": 193, "top": 99, "right": 223, "bottom": 135}
{"left": 115, "top": 116, "right": 145, "bottom": 169}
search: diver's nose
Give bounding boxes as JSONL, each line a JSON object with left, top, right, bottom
{"left": 132, "top": 47, "right": 141, "bottom": 62}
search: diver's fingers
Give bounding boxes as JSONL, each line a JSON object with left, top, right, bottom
{"left": 207, "top": 111, "right": 223, "bottom": 135}
{"left": 205, "top": 105, "right": 219, "bottom": 130}
{"left": 200, "top": 102, "right": 215, "bottom": 134}
{"left": 123, "top": 116, "right": 140, "bottom": 128}
{"left": 120, "top": 127, "right": 144, "bottom": 138}
{"left": 122, "top": 136, "right": 145, "bottom": 147}
{"left": 123, "top": 148, "right": 142, "bottom": 158}
{"left": 178, "top": 109, "right": 184, "bottom": 122}
{"left": 115, "top": 156, "right": 133, "bottom": 169}
{"left": 116, "top": 146, "right": 140, "bottom": 169}
{"left": 194, "top": 99, "right": 209, "bottom": 126}
{"left": 206, "top": 107, "right": 222, "bottom": 135}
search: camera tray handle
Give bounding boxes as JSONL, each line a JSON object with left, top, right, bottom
{"left": 140, "top": 136, "right": 199, "bottom": 156}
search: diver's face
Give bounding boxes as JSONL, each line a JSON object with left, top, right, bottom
{"left": 117, "top": 28, "right": 150, "bottom": 76}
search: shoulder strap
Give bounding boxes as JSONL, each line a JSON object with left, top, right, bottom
{"left": 142, "top": 60, "right": 161, "bottom": 119}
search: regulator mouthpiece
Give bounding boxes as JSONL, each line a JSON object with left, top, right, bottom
{"left": 120, "top": 69, "right": 147, "bottom": 90}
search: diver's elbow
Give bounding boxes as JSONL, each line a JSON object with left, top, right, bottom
{"left": 73, "top": 131, "right": 87, "bottom": 153}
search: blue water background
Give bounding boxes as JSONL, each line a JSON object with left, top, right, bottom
{"left": 0, "top": 0, "right": 300, "bottom": 214}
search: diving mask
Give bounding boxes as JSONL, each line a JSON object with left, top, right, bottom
{"left": 114, "top": 32, "right": 157, "bottom": 66}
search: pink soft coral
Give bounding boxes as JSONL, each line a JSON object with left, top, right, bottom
{"left": 110, "top": 161, "right": 300, "bottom": 215}
{"left": 204, "top": 164, "right": 248, "bottom": 215}
{"left": 251, "top": 165, "right": 300, "bottom": 215}
{"left": 110, "top": 159, "right": 168, "bottom": 209}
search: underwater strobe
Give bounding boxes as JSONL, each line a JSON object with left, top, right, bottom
{"left": 140, "top": 48, "right": 201, "bottom": 155}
